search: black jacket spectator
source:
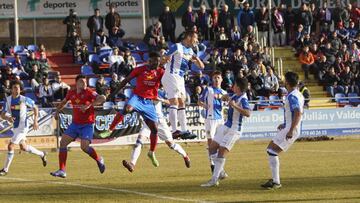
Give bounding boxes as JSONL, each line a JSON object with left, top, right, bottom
{"left": 159, "top": 6, "right": 176, "bottom": 43}
{"left": 63, "top": 9, "right": 80, "bottom": 37}
{"left": 197, "top": 6, "right": 211, "bottom": 41}
{"left": 182, "top": 6, "right": 197, "bottom": 30}
{"left": 105, "top": 6, "right": 121, "bottom": 35}
{"left": 218, "top": 5, "right": 234, "bottom": 36}
{"left": 296, "top": 4, "right": 313, "bottom": 33}
{"left": 239, "top": 3, "right": 255, "bottom": 33}
{"left": 87, "top": 9, "right": 104, "bottom": 40}
{"left": 256, "top": 7, "right": 269, "bottom": 32}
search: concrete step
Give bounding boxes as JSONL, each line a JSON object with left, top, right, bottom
{"left": 307, "top": 86, "right": 325, "bottom": 92}
{"left": 310, "top": 99, "right": 333, "bottom": 104}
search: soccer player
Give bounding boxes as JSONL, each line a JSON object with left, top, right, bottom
{"left": 0, "top": 81, "right": 47, "bottom": 176}
{"left": 50, "top": 75, "right": 106, "bottom": 178}
{"left": 107, "top": 51, "right": 164, "bottom": 167}
{"left": 261, "top": 72, "right": 304, "bottom": 189}
{"left": 162, "top": 31, "right": 204, "bottom": 138}
{"left": 122, "top": 89, "right": 191, "bottom": 172}
{"left": 201, "top": 77, "right": 251, "bottom": 187}
{"left": 197, "top": 71, "right": 227, "bottom": 173}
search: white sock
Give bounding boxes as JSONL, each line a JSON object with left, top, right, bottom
{"left": 170, "top": 143, "right": 187, "bottom": 157}
{"left": 4, "top": 151, "right": 14, "bottom": 172}
{"left": 209, "top": 152, "right": 217, "bottom": 166}
{"left": 169, "top": 105, "right": 178, "bottom": 132}
{"left": 269, "top": 155, "right": 280, "bottom": 184}
{"left": 178, "top": 108, "right": 187, "bottom": 132}
{"left": 212, "top": 157, "right": 226, "bottom": 181}
{"left": 130, "top": 140, "right": 142, "bottom": 165}
{"left": 25, "top": 145, "right": 44, "bottom": 157}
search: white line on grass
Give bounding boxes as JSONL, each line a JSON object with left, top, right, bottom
{"left": 0, "top": 176, "right": 214, "bottom": 203}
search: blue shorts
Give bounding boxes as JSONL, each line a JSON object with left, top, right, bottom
{"left": 64, "top": 123, "right": 94, "bottom": 141}
{"left": 126, "top": 95, "right": 158, "bottom": 122}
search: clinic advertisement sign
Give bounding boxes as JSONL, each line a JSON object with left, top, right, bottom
{"left": 0, "top": 0, "right": 142, "bottom": 19}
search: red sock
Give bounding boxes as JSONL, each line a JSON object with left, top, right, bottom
{"left": 59, "top": 148, "right": 67, "bottom": 171}
{"left": 86, "top": 147, "right": 100, "bottom": 162}
{"left": 110, "top": 112, "right": 124, "bottom": 131}
{"left": 150, "top": 133, "right": 158, "bottom": 152}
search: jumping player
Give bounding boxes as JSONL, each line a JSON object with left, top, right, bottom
{"left": 0, "top": 81, "right": 47, "bottom": 176}
{"left": 197, "top": 71, "right": 227, "bottom": 173}
{"left": 122, "top": 89, "right": 191, "bottom": 172}
{"left": 50, "top": 75, "right": 106, "bottom": 178}
{"left": 261, "top": 72, "right": 304, "bottom": 189}
{"left": 201, "top": 77, "right": 251, "bottom": 187}
{"left": 107, "top": 52, "right": 164, "bottom": 167}
{"left": 162, "top": 31, "right": 204, "bottom": 138}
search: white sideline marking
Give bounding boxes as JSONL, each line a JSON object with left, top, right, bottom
{"left": 292, "top": 149, "right": 360, "bottom": 154}
{"left": 0, "top": 176, "right": 214, "bottom": 203}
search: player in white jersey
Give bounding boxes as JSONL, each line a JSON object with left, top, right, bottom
{"left": 0, "top": 81, "right": 47, "bottom": 176}
{"left": 261, "top": 72, "right": 304, "bottom": 189}
{"left": 122, "top": 88, "right": 191, "bottom": 172}
{"left": 162, "top": 31, "right": 204, "bottom": 138}
{"left": 198, "top": 71, "right": 227, "bottom": 172}
{"left": 201, "top": 78, "right": 251, "bottom": 187}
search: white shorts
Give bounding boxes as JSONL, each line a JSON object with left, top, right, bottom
{"left": 205, "top": 119, "right": 223, "bottom": 139}
{"left": 139, "top": 118, "right": 173, "bottom": 142}
{"left": 161, "top": 72, "right": 186, "bottom": 99}
{"left": 272, "top": 128, "right": 300, "bottom": 152}
{"left": 213, "top": 125, "right": 242, "bottom": 151}
{"left": 11, "top": 128, "right": 29, "bottom": 145}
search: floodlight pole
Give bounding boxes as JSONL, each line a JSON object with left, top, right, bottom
{"left": 142, "top": 0, "right": 146, "bottom": 34}
{"left": 268, "top": 0, "right": 272, "bottom": 47}
{"left": 14, "top": 0, "right": 19, "bottom": 46}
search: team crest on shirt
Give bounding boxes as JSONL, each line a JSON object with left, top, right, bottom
{"left": 75, "top": 99, "right": 80, "bottom": 104}
{"left": 145, "top": 71, "right": 156, "bottom": 80}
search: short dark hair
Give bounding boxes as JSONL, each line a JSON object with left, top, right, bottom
{"left": 235, "top": 77, "right": 248, "bottom": 92}
{"left": 212, "top": 71, "right": 222, "bottom": 77}
{"left": 149, "top": 51, "right": 161, "bottom": 58}
{"left": 94, "top": 8, "right": 100, "bottom": 12}
{"left": 10, "top": 80, "right": 23, "bottom": 89}
{"left": 76, "top": 74, "right": 86, "bottom": 82}
{"left": 285, "top": 71, "right": 299, "bottom": 87}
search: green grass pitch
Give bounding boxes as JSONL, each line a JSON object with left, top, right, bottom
{"left": 0, "top": 138, "right": 359, "bottom": 202}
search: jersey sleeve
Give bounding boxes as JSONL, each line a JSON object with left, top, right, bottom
{"left": 65, "top": 90, "right": 73, "bottom": 101}
{"left": 25, "top": 97, "right": 35, "bottom": 108}
{"left": 199, "top": 87, "right": 208, "bottom": 103}
{"left": 240, "top": 97, "right": 251, "bottom": 110}
{"left": 288, "top": 95, "right": 300, "bottom": 112}
{"left": 166, "top": 44, "right": 178, "bottom": 56}
{"left": 129, "top": 66, "right": 144, "bottom": 78}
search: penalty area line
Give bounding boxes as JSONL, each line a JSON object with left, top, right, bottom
{"left": 0, "top": 176, "right": 214, "bottom": 203}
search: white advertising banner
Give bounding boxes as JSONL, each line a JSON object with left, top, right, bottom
{"left": 0, "top": 0, "right": 142, "bottom": 19}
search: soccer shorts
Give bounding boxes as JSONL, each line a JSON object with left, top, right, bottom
{"left": 213, "top": 125, "right": 242, "bottom": 151}
{"left": 161, "top": 73, "right": 186, "bottom": 99}
{"left": 272, "top": 127, "right": 300, "bottom": 152}
{"left": 139, "top": 118, "right": 172, "bottom": 142}
{"left": 127, "top": 95, "right": 158, "bottom": 122}
{"left": 64, "top": 123, "right": 94, "bottom": 141}
{"left": 11, "top": 127, "right": 29, "bottom": 144}
{"left": 205, "top": 119, "right": 223, "bottom": 139}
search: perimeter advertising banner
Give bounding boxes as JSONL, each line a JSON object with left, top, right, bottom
{"left": 149, "top": 0, "right": 359, "bottom": 17}
{"left": 0, "top": 0, "right": 142, "bottom": 19}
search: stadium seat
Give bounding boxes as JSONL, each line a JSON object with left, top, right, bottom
{"left": 136, "top": 42, "right": 149, "bottom": 51}
{"left": 103, "top": 102, "right": 114, "bottom": 110}
{"left": 22, "top": 80, "right": 31, "bottom": 88}
{"left": 256, "top": 96, "right": 270, "bottom": 107}
{"left": 124, "top": 88, "right": 133, "bottom": 98}
{"left": 142, "top": 52, "right": 149, "bottom": 61}
{"left": 334, "top": 93, "right": 348, "bottom": 104}
{"left": 13, "top": 45, "right": 25, "bottom": 54}
{"left": 27, "top": 45, "right": 38, "bottom": 52}
{"left": 104, "top": 77, "right": 112, "bottom": 86}
{"left": 6, "top": 57, "right": 15, "bottom": 65}
{"left": 89, "top": 54, "right": 101, "bottom": 64}
{"left": 88, "top": 77, "right": 98, "bottom": 88}
{"left": 269, "top": 95, "right": 283, "bottom": 106}
{"left": 348, "top": 93, "right": 360, "bottom": 105}
{"left": 25, "top": 92, "right": 37, "bottom": 103}
{"left": 81, "top": 65, "right": 94, "bottom": 76}
{"left": 132, "top": 53, "right": 143, "bottom": 63}
{"left": 116, "top": 101, "right": 126, "bottom": 109}
{"left": 344, "top": 104, "right": 353, "bottom": 108}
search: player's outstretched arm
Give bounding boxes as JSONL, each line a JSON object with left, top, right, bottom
{"left": 92, "top": 95, "right": 106, "bottom": 106}
{"left": 107, "top": 74, "right": 133, "bottom": 100}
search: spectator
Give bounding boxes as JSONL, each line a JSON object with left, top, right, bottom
{"left": 156, "top": 36, "right": 169, "bottom": 51}
{"left": 263, "top": 67, "right": 279, "bottom": 97}
{"left": 256, "top": 5, "right": 269, "bottom": 46}
{"left": 121, "top": 49, "right": 136, "bottom": 77}
{"left": 63, "top": 9, "right": 80, "bottom": 38}
{"left": 197, "top": 5, "right": 211, "bottom": 41}
{"left": 209, "top": 6, "right": 219, "bottom": 41}
{"left": 143, "top": 22, "right": 162, "bottom": 50}
{"left": 11, "top": 54, "right": 27, "bottom": 79}
{"left": 350, "top": 42, "right": 360, "bottom": 61}
{"left": 299, "top": 46, "right": 315, "bottom": 80}
{"left": 272, "top": 7, "right": 286, "bottom": 46}
{"left": 230, "top": 26, "right": 241, "bottom": 45}
{"left": 332, "top": 3, "right": 349, "bottom": 28}
{"left": 238, "top": 2, "right": 255, "bottom": 35}
{"left": 51, "top": 74, "right": 70, "bottom": 101}
{"left": 218, "top": 4, "right": 234, "bottom": 37}
{"left": 324, "top": 67, "right": 344, "bottom": 97}
{"left": 293, "top": 24, "right": 305, "bottom": 50}
{"left": 203, "top": 48, "right": 221, "bottom": 71}
{"left": 246, "top": 82, "right": 257, "bottom": 101}
{"left": 217, "top": 27, "right": 229, "bottom": 47}
{"left": 316, "top": 55, "right": 331, "bottom": 82}
{"left": 349, "top": 3, "right": 360, "bottom": 28}
{"left": 284, "top": 5, "right": 295, "bottom": 45}
{"left": 231, "top": 48, "right": 243, "bottom": 75}
{"left": 108, "top": 26, "right": 125, "bottom": 48}
{"left": 222, "top": 70, "right": 234, "bottom": 91}
{"left": 109, "top": 73, "right": 121, "bottom": 101}
{"left": 159, "top": 6, "right": 176, "bottom": 43}
{"left": 299, "top": 81, "right": 310, "bottom": 108}
{"left": 62, "top": 30, "right": 82, "bottom": 53}
{"left": 29, "top": 64, "right": 44, "bottom": 90}
{"left": 247, "top": 68, "right": 263, "bottom": 93}
{"left": 333, "top": 56, "right": 346, "bottom": 74}
{"left": 348, "top": 21, "right": 358, "bottom": 40}
{"left": 107, "top": 47, "right": 124, "bottom": 74}
{"left": 25, "top": 52, "right": 40, "bottom": 74}
{"left": 318, "top": 2, "right": 332, "bottom": 34}
{"left": 309, "top": 3, "right": 318, "bottom": 35}
{"left": 95, "top": 75, "right": 108, "bottom": 95}
{"left": 105, "top": 4, "right": 121, "bottom": 35}
{"left": 0, "top": 79, "right": 11, "bottom": 100}
{"left": 219, "top": 48, "right": 230, "bottom": 71}
{"left": 296, "top": 3, "right": 313, "bottom": 34}
{"left": 336, "top": 22, "right": 349, "bottom": 43}
{"left": 87, "top": 8, "right": 104, "bottom": 41}
{"left": 38, "top": 51, "right": 50, "bottom": 73}
{"left": 339, "top": 65, "right": 354, "bottom": 94}
{"left": 39, "top": 77, "right": 54, "bottom": 107}
{"left": 182, "top": 6, "right": 197, "bottom": 30}
{"left": 1, "top": 65, "right": 16, "bottom": 82}
{"left": 94, "top": 29, "right": 109, "bottom": 52}
{"left": 338, "top": 44, "right": 350, "bottom": 62}
{"left": 321, "top": 42, "right": 337, "bottom": 64}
